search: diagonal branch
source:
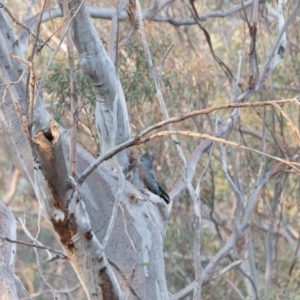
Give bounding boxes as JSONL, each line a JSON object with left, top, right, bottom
{"left": 78, "top": 97, "right": 299, "bottom": 184}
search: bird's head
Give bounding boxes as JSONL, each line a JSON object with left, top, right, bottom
{"left": 139, "top": 152, "right": 155, "bottom": 168}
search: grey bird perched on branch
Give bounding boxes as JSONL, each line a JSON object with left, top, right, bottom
{"left": 139, "top": 152, "right": 170, "bottom": 204}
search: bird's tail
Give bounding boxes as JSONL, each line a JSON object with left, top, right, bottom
{"left": 159, "top": 185, "right": 170, "bottom": 204}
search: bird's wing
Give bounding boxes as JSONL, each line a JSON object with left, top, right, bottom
{"left": 143, "top": 171, "right": 160, "bottom": 194}
{"left": 158, "top": 184, "right": 170, "bottom": 204}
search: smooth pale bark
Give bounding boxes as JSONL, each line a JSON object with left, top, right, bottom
{"left": 65, "top": 0, "right": 131, "bottom": 171}
{"left": 0, "top": 3, "right": 169, "bottom": 299}
{"left": 0, "top": 201, "right": 18, "bottom": 300}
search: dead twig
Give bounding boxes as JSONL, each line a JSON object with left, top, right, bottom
{"left": 142, "top": 130, "right": 300, "bottom": 174}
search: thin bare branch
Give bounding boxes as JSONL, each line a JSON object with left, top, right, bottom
{"left": 102, "top": 164, "right": 125, "bottom": 249}
{"left": 136, "top": 1, "right": 203, "bottom": 297}
{"left": 18, "top": 217, "right": 66, "bottom": 261}
{"left": 210, "top": 260, "right": 243, "bottom": 281}
{"left": 0, "top": 1, "right": 53, "bottom": 51}
{"left": 287, "top": 234, "right": 300, "bottom": 285}
{"left": 78, "top": 97, "right": 299, "bottom": 184}
{"left": 264, "top": 179, "right": 282, "bottom": 294}
{"left": 18, "top": 216, "right": 58, "bottom": 299}
{"left": 20, "top": 283, "right": 82, "bottom": 300}
{"left": 158, "top": 43, "right": 175, "bottom": 82}
{"left": 34, "top": 0, "right": 86, "bottom": 105}
{"left": 135, "top": 1, "right": 203, "bottom": 297}
{"left": 9, "top": 52, "right": 35, "bottom": 134}
{"left": 173, "top": 260, "right": 243, "bottom": 300}
{"left": 0, "top": 69, "right": 26, "bottom": 88}
{"left": 28, "top": 0, "right": 47, "bottom": 61}
{"left": 22, "top": 1, "right": 266, "bottom": 28}
{"left": 23, "top": 0, "right": 34, "bottom": 22}
{"left": 220, "top": 145, "right": 244, "bottom": 218}
{"left": 233, "top": 50, "right": 243, "bottom": 100}
{"left": 248, "top": 0, "right": 259, "bottom": 86}
{"left": 108, "top": 258, "right": 142, "bottom": 300}
{"left": 143, "top": 130, "right": 300, "bottom": 172}
{"left": 174, "top": 165, "right": 282, "bottom": 299}
{"left": 0, "top": 235, "right": 66, "bottom": 260}
{"left": 107, "top": 0, "right": 128, "bottom": 67}
{"left": 187, "top": 0, "right": 234, "bottom": 82}
{"left": 63, "top": 0, "right": 79, "bottom": 177}
{"left": 40, "top": 13, "right": 71, "bottom": 49}
{"left": 223, "top": 276, "right": 246, "bottom": 300}
{"left": 272, "top": 102, "right": 300, "bottom": 147}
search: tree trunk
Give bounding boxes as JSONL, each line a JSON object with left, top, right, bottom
{"left": 0, "top": 2, "right": 169, "bottom": 299}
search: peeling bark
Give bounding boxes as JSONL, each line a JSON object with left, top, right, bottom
{"left": 32, "top": 121, "right": 124, "bottom": 299}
